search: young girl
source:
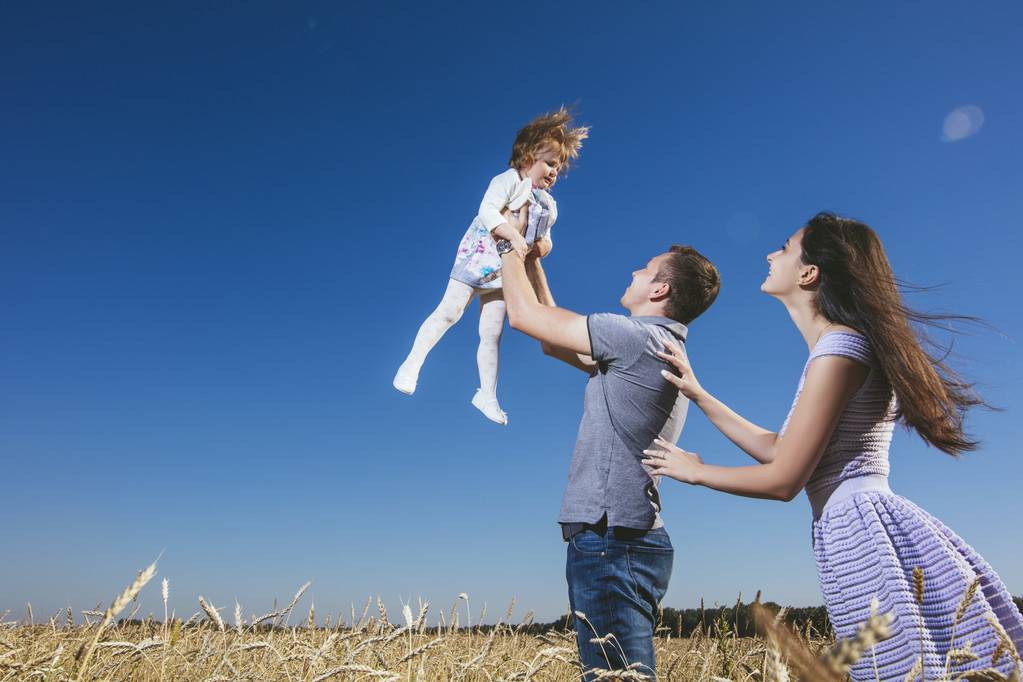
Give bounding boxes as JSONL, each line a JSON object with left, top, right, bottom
{"left": 393, "top": 109, "right": 588, "bottom": 425}
{"left": 644, "top": 213, "right": 1023, "bottom": 680}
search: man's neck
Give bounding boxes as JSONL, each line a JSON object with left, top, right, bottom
{"left": 626, "top": 303, "right": 668, "bottom": 318}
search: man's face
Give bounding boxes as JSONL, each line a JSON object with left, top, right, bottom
{"left": 620, "top": 253, "right": 671, "bottom": 310}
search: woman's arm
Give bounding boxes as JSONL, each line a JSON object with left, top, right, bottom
{"left": 644, "top": 355, "right": 868, "bottom": 501}
{"left": 657, "top": 342, "right": 778, "bottom": 464}
{"left": 690, "top": 392, "right": 780, "bottom": 464}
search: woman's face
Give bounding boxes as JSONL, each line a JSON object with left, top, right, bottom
{"left": 761, "top": 228, "right": 810, "bottom": 298}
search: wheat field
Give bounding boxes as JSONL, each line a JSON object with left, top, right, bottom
{"left": 0, "top": 620, "right": 802, "bottom": 681}
{"left": 1, "top": 562, "right": 1019, "bottom": 681}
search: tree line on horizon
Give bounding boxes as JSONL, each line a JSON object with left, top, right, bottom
{"left": 107, "top": 596, "right": 1022, "bottom": 638}
{"left": 526, "top": 595, "right": 1023, "bottom": 638}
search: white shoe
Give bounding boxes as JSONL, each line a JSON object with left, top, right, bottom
{"left": 393, "top": 363, "right": 418, "bottom": 395}
{"left": 472, "top": 389, "right": 508, "bottom": 425}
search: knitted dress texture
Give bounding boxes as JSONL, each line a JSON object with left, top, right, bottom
{"left": 781, "top": 332, "right": 1023, "bottom": 680}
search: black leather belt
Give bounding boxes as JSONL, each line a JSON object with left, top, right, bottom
{"left": 561, "top": 514, "right": 608, "bottom": 541}
{"left": 561, "top": 514, "right": 656, "bottom": 542}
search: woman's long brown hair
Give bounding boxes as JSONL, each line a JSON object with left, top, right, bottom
{"left": 800, "top": 212, "right": 983, "bottom": 455}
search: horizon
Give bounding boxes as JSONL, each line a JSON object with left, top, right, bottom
{"left": 3, "top": 2, "right": 1021, "bottom": 625}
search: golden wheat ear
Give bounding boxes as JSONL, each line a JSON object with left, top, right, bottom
{"left": 73, "top": 559, "right": 158, "bottom": 681}
{"left": 751, "top": 601, "right": 847, "bottom": 682}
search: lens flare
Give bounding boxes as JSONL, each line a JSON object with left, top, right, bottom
{"left": 942, "top": 105, "right": 984, "bottom": 142}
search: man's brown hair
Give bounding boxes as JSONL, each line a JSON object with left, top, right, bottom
{"left": 656, "top": 246, "right": 721, "bottom": 325}
{"left": 509, "top": 107, "right": 589, "bottom": 173}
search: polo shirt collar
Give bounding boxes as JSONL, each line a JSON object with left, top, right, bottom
{"left": 634, "top": 316, "right": 688, "bottom": 342}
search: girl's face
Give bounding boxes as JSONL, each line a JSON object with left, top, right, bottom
{"left": 762, "top": 228, "right": 813, "bottom": 298}
{"left": 522, "top": 147, "right": 562, "bottom": 190}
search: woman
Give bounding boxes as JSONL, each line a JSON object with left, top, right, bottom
{"left": 643, "top": 213, "right": 1023, "bottom": 680}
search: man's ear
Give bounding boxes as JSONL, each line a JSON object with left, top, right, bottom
{"left": 650, "top": 281, "right": 670, "bottom": 301}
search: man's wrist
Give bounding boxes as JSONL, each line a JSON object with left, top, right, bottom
{"left": 496, "top": 239, "right": 524, "bottom": 260}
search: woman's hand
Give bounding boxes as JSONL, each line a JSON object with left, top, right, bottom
{"left": 657, "top": 341, "right": 705, "bottom": 402}
{"left": 642, "top": 438, "right": 704, "bottom": 484}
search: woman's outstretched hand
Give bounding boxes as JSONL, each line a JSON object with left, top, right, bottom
{"left": 642, "top": 438, "right": 703, "bottom": 484}
{"left": 657, "top": 341, "right": 705, "bottom": 402}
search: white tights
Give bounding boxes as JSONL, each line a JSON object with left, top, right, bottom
{"left": 400, "top": 279, "right": 506, "bottom": 396}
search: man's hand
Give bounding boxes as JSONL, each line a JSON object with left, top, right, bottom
{"left": 531, "top": 236, "right": 552, "bottom": 259}
{"left": 508, "top": 233, "right": 529, "bottom": 260}
{"left": 500, "top": 207, "right": 529, "bottom": 259}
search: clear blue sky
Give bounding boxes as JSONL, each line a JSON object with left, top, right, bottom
{"left": 3, "top": 2, "right": 1021, "bottom": 624}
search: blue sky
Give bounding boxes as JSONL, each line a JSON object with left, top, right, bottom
{"left": 2, "top": 2, "right": 1021, "bottom": 624}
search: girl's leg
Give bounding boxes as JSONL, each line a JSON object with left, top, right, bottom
{"left": 394, "top": 279, "right": 475, "bottom": 394}
{"left": 471, "top": 290, "right": 508, "bottom": 425}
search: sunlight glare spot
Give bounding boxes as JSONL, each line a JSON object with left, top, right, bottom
{"left": 942, "top": 105, "right": 984, "bottom": 142}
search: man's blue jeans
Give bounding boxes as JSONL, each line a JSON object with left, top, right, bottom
{"left": 566, "top": 524, "right": 674, "bottom": 680}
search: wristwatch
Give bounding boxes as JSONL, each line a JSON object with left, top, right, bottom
{"left": 495, "top": 239, "right": 514, "bottom": 256}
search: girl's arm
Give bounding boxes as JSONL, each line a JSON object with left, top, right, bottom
{"left": 643, "top": 355, "right": 869, "bottom": 501}
{"left": 479, "top": 171, "right": 529, "bottom": 257}
{"left": 656, "top": 342, "right": 779, "bottom": 464}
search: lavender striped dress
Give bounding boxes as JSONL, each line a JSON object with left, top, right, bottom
{"left": 782, "top": 332, "right": 1023, "bottom": 680}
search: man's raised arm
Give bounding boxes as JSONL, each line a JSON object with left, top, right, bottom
{"left": 524, "top": 255, "right": 596, "bottom": 372}
{"left": 499, "top": 243, "right": 593, "bottom": 362}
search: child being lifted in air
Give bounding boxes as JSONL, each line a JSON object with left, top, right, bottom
{"left": 392, "top": 108, "right": 588, "bottom": 425}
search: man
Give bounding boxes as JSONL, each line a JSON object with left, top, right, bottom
{"left": 496, "top": 217, "right": 720, "bottom": 680}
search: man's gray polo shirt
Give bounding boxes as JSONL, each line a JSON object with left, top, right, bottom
{"left": 559, "top": 313, "right": 690, "bottom": 530}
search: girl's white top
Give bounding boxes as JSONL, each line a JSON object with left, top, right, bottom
{"left": 477, "top": 168, "right": 558, "bottom": 231}
{"left": 449, "top": 168, "right": 558, "bottom": 290}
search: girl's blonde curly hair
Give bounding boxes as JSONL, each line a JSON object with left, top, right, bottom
{"left": 509, "top": 107, "right": 589, "bottom": 174}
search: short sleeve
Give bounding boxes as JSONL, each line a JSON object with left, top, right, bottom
{"left": 587, "top": 313, "right": 648, "bottom": 367}
{"left": 809, "top": 332, "right": 875, "bottom": 368}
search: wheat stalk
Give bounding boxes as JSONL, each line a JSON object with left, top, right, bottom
{"left": 751, "top": 602, "right": 845, "bottom": 682}
{"left": 987, "top": 613, "right": 1021, "bottom": 667}
{"left": 397, "top": 636, "right": 445, "bottom": 664}
{"left": 198, "top": 596, "right": 225, "bottom": 632}
{"left": 73, "top": 560, "right": 157, "bottom": 681}
{"left": 904, "top": 655, "right": 923, "bottom": 682}
{"left": 823, "top": 599, "right": 893, "bottom": 676}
